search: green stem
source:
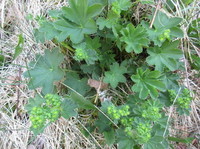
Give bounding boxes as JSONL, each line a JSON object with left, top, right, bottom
{"left": 61, "top": 42, "right": 75, "bottom": 52}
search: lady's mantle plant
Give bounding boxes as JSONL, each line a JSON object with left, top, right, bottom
{"left": 24, "top": 0, "right": 194, "bottom": 148}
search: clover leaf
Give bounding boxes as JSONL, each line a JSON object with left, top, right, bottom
{"left": 120, "top": 24, "right": 149, "bottom": 53}
{"left": 104, "top": 62, "right": 127, "bottom": 88}
{"left": 24, "top": 48, "right": 64, "bottom": 94}
{"left": 131, "top": 68, "right": 166, "bottom": 99}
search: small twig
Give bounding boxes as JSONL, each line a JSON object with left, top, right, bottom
{"left": 150, "top": 0, "right": 161, "bottom": 28}
{"left": 76, "top": 118, "right": 103, "bottom": 149}
{"left": 181, "top": 39, "right": 191, "bottom": 90}
{"left": 60, "top": 82, "right": 83, "bottom": 97}
{"left": 94, "top": 105, "right": 119, "bottom": 129}
{"left": 1, "top": 0, "right": 5, "bottom": 28}
{"left": 94, "top": 77, "right": 103, "bottom": 103}
{"left": 60, "top": 42, "right": 74, "bottom": 52}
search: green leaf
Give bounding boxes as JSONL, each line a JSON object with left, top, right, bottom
{"left": 144, "top": 126, "right": 169, "bottom": 149}
{"left": 39, "top": 22, "right": 60, "bottom": 41}
{"left": 73, "top": 37, "right": 101, "bottom": 64}
{"left": 104, "top": 62, "right": 127, "bottom": 88}
{"left": 141, "top": 21, "right": 164, "bottom": 47}
{"left": 53, "top": 0, "right": 103, "bottom": 43}
{"left": 70, "top": 92, "right": 95, "bottom": 110}
{"left": 99, "top": 44, "right": 116, "bottom": 67}
{"left": 80, "top": 64, "right": 101, "bottom": 79}
{"left": 182, "top": 0, "right": 193, "bottom": 5}
{"left": 34, "top": 29, "right": 45, "bottom": 43}
{"left": 0, "top": 54, "right": 5, "bottom": 66}
{"left": 146, "top": 41, "right": 183, "bottom": 71}
{"left": 144, "top": 137, "right": 169, "bottom": 149}
{"left": 153, "top": 11, "right": 182, "bottom": 29}
{"left": 170, "top": 27, "right": 184, "bottom": 38}
{"left": 88, "top": 0, "right": 107, "bottom": 6}
{"left": 117, "top": 129, "right": 135, "bottom": 149}
{"left": 142, "top": 11, "right": 183, "bottom": 46}
{"left": 152, "top": 124, "right": 168, "bottom": 136}
{"left": 168, "top": 137, "right": 194, "bottom": 144}
{"left": 103, "top": 128, "right": 115, "bottom": 146}
{"left": 80, "top": 64, "right": 101, "bottom": 75}
{"left": 89, "top": 0, "right": 117, "bottom": 6}
{"left": 24, "top": 48, "right": 65, "bottom": 94}
{"left": 120, "top": 24, "right": 149, "bottom": 53}
{"left": 96, "top": 10, "right": 119, "bottom": 30}
{"left": 64, "top": 72, "right": 91, "bottom": 96}
{"left": 95, "top": 101, "right": 113, "bottom": 132}
{"left": 30, "top": 124, "right": 46, "bottom": 136}
{"left": 176, "top": 106, "right": 191, "bottom": 115}
{"left": 86, "top": 36, "right": 101, "bottom": 50}
{"left": 158, "top": 92, "right": 172, "bottom": 107}
{"left": 61, "top": 98, "right": 78, "bottom": 119}
{"left": 191, "top": 54, "right": 200, "bottom": 70}
{"left": 112, "top": 0, "right": 131, "bottom": 15}
{"left": 131, "top": 68, "right": 165, "bottom": 99}
{"left": 48, "top": 10, "right": 62, "bottom": 18}
{"left": 188, "top": 19, "right": 200, "bottom": 46}
{"left": 156, "top": 116, "right": 168, "bottom": 128}
{"left": 25, "top": 95, "right": 45, "bottom": 112}
{"left": 95, "top": 113, "right": 111, "bottom": 132}
{"left": 161, "top": 72, "right": 179, "bottom": 89}
{"left": 13, "top": 34, "right": 24, "bottom": 59}
{"left": 139, "top": 0, "right": 154, "bottom": 4}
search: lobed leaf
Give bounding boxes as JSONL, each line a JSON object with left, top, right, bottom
{"left": 120, "top": 24, "right": 149, "bottom": 53}
{"left": 53, "top": 0, "right": 103, "bottom": 43}
{"left": 61, "top": 98, "right": 78, "bottom": 119}
{"left": 24, "top": 48, "right": 64, "bottom": 94}
{"left": 64, "top": 72, "right": 91, "bottom": 96}
{"left": 146, "top": 40, "right": 183, "bottom": 71}
{"left": 104, "top": 62, "right": 127, "bottom": 88}
{"left": 131, "top": 68, "right": 165, "bottom": 99}
{"left": 13, "top": 34, "right": 24, "bottom": 59}
{"left": 70, "top": 92, "right": 95, "bottom": 110}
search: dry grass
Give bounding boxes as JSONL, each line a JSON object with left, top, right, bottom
{"left": 0, "top": 0, "right": 97, "bottom": 148}
{"left": 0, "top": 0, "right": 199, "bottom": 149}
{"left": 163, "top": 0, "right": 200, "bottom": 148}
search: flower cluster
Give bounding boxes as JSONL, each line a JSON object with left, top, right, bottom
{"left": 107, "top": 104, "right": 152, "bottom": 143}
{"left": 107, "top": 105, "right": 130, "bottom": 120}
{"left": 30, "top": 94, "right": 62, "bottom": 129}
{"left": 169, "top": 88, "right": 192, "bottom": 109}
{"left": 142, "top": 106, "right": 161, "bottom": 121}
{"left": 136, "top": 122, "right": 152, "bottom": 144}
{"left": 74, "top": 48, "right": 88, "bottom": 61}
{"left": 159, "top": 29, "right": 171, "bottom": 41}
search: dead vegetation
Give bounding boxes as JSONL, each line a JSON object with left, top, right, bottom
{"left": 0, "top": 0, "right": 199, "bottom": 149}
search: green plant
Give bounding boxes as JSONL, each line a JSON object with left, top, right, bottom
{"left": 168, "top": 88, "right": 193, "bottom": 115}
{"left": 23, "top": 0, "right": 197, "bottom": 148}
